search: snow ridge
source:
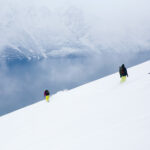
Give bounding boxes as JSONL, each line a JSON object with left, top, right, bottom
{"left": 0, "top": 61, "right": 150, "bottom": 150}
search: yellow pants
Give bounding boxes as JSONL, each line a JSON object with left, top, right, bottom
{"left": 120, "top": 76, "right": 126, "bottom": 83}
{"left": 46, "top": 95, "right": 50, "bottom": 102}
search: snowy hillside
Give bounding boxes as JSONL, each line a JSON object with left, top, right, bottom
{"left": 0, "top": 61, "right": 150, "bottom": 150}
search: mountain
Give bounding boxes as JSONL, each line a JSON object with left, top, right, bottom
{"left": 0, "top": 61, "right": 150, "bottom": 150}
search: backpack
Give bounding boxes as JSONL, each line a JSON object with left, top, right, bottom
{"left": 119, "top": 66, "right": 124, "bottom": 76}
{"left": 44, "top": 90, "right": 50, "bottom": 96}
{"left": 120, "top": 67, "right": 124, "bottom": 74}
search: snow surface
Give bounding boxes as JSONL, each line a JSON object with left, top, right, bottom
{"left": 0, "top": 61, "right": 150, "bottom": 150}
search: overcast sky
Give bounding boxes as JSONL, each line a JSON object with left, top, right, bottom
{"left": 0, "top": 0, "right": 150, "bottom": 56}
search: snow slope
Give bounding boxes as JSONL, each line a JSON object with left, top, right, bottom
{"left": 0, "top": 61, "right": 150, "bottom": 150}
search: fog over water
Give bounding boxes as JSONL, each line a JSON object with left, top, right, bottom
{"left": 0, "top": 0, "right": 150, "bottom": 115}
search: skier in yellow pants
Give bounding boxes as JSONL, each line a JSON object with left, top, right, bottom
{"left": 120, "top": 76, "right": 126, "bottom": 83}
{"left": 119, "top": 64, "right": 128, "bottom": 83}
{"left": 44, "top": 90, "right": 50, "bottom": 102}
{"left": 46, "top": 95, "right": 50, "bottom": 102}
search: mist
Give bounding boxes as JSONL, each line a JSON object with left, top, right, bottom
{"left": 0, "top": 0, "right": 150, "bottom": 115}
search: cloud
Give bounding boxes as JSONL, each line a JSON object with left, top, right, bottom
{"left": 0, "top": 0, "right": 150, "bottom": 58}
{"left": 0, "top": 0, "right": 150, "bottom": 115}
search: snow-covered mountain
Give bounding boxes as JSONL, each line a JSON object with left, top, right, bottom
{"left": 1, "top": 0, "right": 150, "bottom": 61}
{"left": 0, "top": 61, "right": 150, "bottom": 150}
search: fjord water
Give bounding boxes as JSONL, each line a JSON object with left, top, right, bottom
{"left": 1, "top": 50, "right": 150, "bottom": 116}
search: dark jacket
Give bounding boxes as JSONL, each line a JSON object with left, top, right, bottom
{"left": 119, "top": 64, "right": 128, "bottom": 77}
{"left": 44, "top": 90, "right": 50, "bottom": 96}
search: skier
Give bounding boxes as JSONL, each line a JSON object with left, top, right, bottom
{"left": 119, "top": 64, "right": 128, "bottom": 82}
{"left": 44, "top": 89, "right": 50, "bottom": 102}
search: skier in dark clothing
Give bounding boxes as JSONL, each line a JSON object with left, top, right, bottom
{"left": 119, "top": 64, "right": 128, "bottom": 82}
{"left": 44, "top": 89, "right": 50, "bottom": 102}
